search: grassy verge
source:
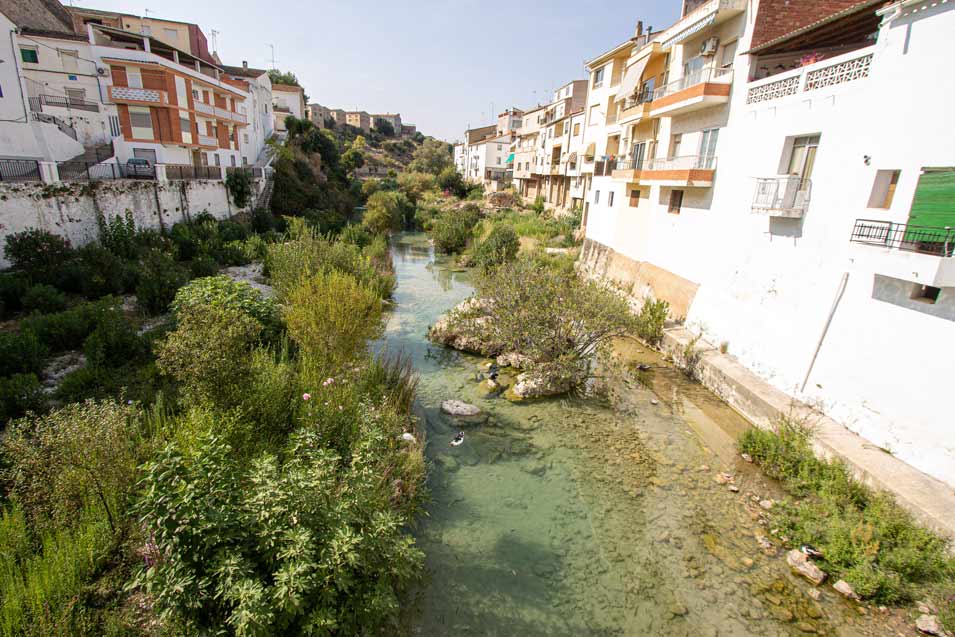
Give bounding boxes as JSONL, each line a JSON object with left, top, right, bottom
{"left": 739, "top": 418, "right": 955, "bottom": 622}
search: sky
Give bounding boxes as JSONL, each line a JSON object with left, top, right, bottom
{"left": 69, "top": 0, "right": 681, "bottom": 141}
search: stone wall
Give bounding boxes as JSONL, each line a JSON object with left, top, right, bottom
{"left": 0, "top": 178, "right": 259, "bottom": 266}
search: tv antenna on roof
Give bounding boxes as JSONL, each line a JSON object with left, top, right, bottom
{"left": 210, "top": 29, "right": 219, "bottom": 52}
{"left": 268, "top": 44, "right": 278, "bottom": 70}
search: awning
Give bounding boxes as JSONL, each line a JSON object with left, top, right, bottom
{"left": 584, "top": 143, "right": 596, "bottom": 158}
{"left": 663, "top": 12, "right": 716, "bottom": 48}
{"left": 505, "top": 153, "right": 514, "bottom": 164}
{"left": 568, "top": 152, "right": 578, "bottom": 163}
{"left": 614, "top": 56, "right": 651, "bottom": 102}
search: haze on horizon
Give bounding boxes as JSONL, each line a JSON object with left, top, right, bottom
{"left": 69, "top": 0, "right": 680, "bottom": 141}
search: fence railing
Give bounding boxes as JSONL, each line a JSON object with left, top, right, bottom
{"left": 850, "top": 219, "right": 955, "bottom": 258}
{"left": 746, "top": 48, "right": 875, "bottom": 105}
{"left": 225, "top": 166, "right": 265, "bottom": 179}
{"left": 31, "top": 94, "right": 99, "bottom": 112}
{"left": 652, "top": 67, "right": 732, "bottom": 101}
{"left": 56, "top": 162, "right": 128, "bottom": 181}
{"left": 752, "top": 176, "right": 811, "bottom": 216}
{"left": 615, "top": 155, "right": 646, "bottom": 171}
{"left": 165, "top": 164, "right": 222, "bottom": 181}
{"left": 194, "top": 101, "right": 214, "bottom": 115}
{"left": 0, "top": 159, "right": 41, "bottom": 182}
{"left": 643, "top": 154, "right": 717, "bottom": 171}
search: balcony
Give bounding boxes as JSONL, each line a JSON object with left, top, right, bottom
{"left": 29, "top": 94, "right": 99, "bottom": 113}
{"left": 648, "top": 68, "right": 733, "bottom": 118}
{"left": 215, "top": 106, "right": 247, "bottom": 125}
{"left": 611, "top": 156, "right": 644, "bottom": 182}
{"left": 639, "top": 155, "right": 716, "bottom": 187}
{"left": 617, "top": 94, "right": 653, "bottom": 125}
{"left": 549, "top": 164, "right": 561, "bottom": 175}
{"left": 194, "top": 101, "right": 214, "bottom": 115}
{"left": 746, "top": 47, "right": 875, "bottom": 107}
{"left": 109, "top": 85, "right": 168, "bottom": 105}
{"left": 752, "top": 177, "right": 811, "bottom": 218}
{"left": 197, "top": 134, "right": 217, "bottom": 147}
{"left": 849, "top": 219, "right": 955, "bottom": 287}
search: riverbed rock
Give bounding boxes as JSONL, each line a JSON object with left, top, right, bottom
{"left": 510, "top": 371, "right": 572, "bottom": 399}
{"left": 832, "top": 579, "right": 860, "bottom": 601}
{"left": 441, "top": 400, "right": 481, "bottom": 417}
{"left": 759, "top": 499, "right": 774, "bottom": 510}
{"left": 497, "top": 352, "right": 532, "bottom": 369}
{"left": 428, "top": 298, "right": 502, "bottom": 356}
{"left": 916, "top": 614, "right": 946, "bottom": 636}
{"left": 714, "top": 472, "right": 735, "bottom": 485}
{"left": 787, "top": 550, "right": 827, "bottom": 585}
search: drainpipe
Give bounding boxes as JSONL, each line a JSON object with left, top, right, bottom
{"left": 801, "top": 272, "right": 849, "bottom": 393}
{"left": 8, "top": 27, "right": 30, "bottom": 124}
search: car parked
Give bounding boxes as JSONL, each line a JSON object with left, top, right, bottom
{"left": 124, "top": 157, "right": 155, "bottom": 179}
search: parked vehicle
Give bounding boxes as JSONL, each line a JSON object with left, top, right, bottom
{"left": 124, "top": 158, "right": 155, "bottom": 179}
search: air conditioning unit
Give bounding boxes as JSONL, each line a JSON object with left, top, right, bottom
{"left": 700, "top": 37, "right": 720, "bottom": 56}
{"left": 96, "top": 66, "right": 109, "bottom": 76}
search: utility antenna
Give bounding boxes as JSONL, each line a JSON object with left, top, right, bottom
{"left": 210, "top": 29, "right": 219, "bottom": 52}
{"left": 268, "top": 44, "right": 277, "bottom": 70}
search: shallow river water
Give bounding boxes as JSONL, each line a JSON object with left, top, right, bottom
{"left": 384, "top": 234, "right": 904, "bottom": 637}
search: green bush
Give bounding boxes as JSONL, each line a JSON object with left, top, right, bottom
{"left": 437, "top": 166, "right": 467, "bottom": 197}
{"left": 474, "top": 224, "right": 519, "bottom": 272}
{"left": 636, "top": 298, "right": 669, "bottom": 346}
{"left": 0, "top": 373, "right": 44, "bottom": 423}
{"left": 76, "top": 243, "right": 138, "bottom": 298}
{"left": 171, "top": 275, "right": 280, "bottom": 337}
{"left": 22, "top": 284, "right": 67, "bottom": 314}
{"left": 396, "top": 171, "right": 437, "bottom": 204}
{"left": 739, "top": 419, "right": 955, "bottom": 604}
{"left": 189, "top": 254, "right": 219, "bottom": 278}
{"left": 0, "top": 272, "right": 30, "bottom": 318}
{"left": 21, "top": 298, "right": 114, "bottom": 352}
{"left": 97, "top": 211, "right": 139, "bottom": 259}
{"left": 83, "top": 310, "right": 145, "bottom": 368}
{"left": 339, "top": 223, "right": 372, "bottom": 248}
{"left": 136, "top": 249, "right": 188, "bottom": 315}
{"left": 217, "top": 240, "right": 249, "bottom": 266}
{"left": 226, "top": 170, "right": 253, "bottom": 208}
{"left": 532, "top": 195, "right": 545, "bottom": 214}
{"left": 431, "top": 205, "right": 481, "bottom": 254}
{"left": 0, "top": 330, "right": 46, "bottom": 377}
{"left": 363, "top": 190, "right": 412, "bottom": 236}
{"left": 242, "top": 234, "right": 270, "bottom": 262}
{"left": 4, "top": 229, "right": 74, "bottom": 285}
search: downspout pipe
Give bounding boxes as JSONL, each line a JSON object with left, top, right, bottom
{"left": 801, "top": 272, "right": 849, "bottom": 393}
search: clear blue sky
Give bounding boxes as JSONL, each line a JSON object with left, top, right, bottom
{"left": 71, "top": 0, "right": 680, "bottom": 141}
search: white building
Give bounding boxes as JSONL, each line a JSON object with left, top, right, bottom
{"left": 222, "top": 63, "right": 276, "bottom": 165}
{"left": 581, "top": 0, "right": 955, "bottom": 487}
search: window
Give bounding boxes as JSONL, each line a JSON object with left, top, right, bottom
{"left": 213, "top": 154, "right": 221, "bottom": 166}
{"left": 868, "top": 170, "right": 901, "bottom": 208}
{"left": 593, "top": 66, "right": 605, "bottom": 88}
{"left": 230, "top": 155, "right": 236, "bottom": 167}
{"left": 608, "top": 191, "right": 615, "bottom": 206}
{"left": 65, "top": 88, "right": 86, "bottom": 104}
{"left": 140, "top": 25, "right": 152, "bottom": 36}
{"left": 670, "top": 133, "right": 683, "bottom": 158}
{"left": 683, "top": 56, "right": 705, "bottom": 84}
{"left": 720, "top": 40, "right": 738, "bottom": 69}
{"left": 573, "top": 123, "right": 580, "bottom": 136}
{"left": 20, "top": 47, "right": 38, "bottom": 64}
{"left": 129, "top": 106, "right": 153, "bottom": 139}
{"left": 59, "top": 49, "right": 78, "bottom": 72}
{"left": 589, "top": 104, "right": 599, "bottom": 124}
{"left": 668, "top": 190, "right": 684, "bottom": 214}
{"left": 496, "top": 157, "right": 501, "bottom": 165}
{"left": 629, "top": 189, "right": 641, "bottom": 207}
{"left": 242, "top": 156, "right": 249, "bottom": 166}
{"left": 180, "top": 117, "right": 193, "bottom": 143}
{"left": 699, "top": 128, "right": 719, "bottom": 168}
{"left": 164, "top": 28, "right": 178, "bottom": 42}
{"left": 127, "top": 70, "right": 143, "bottom": 89}
{"left": 192, "top": 89, "right": 199, "bottom": 101}
{"left": 911, "top": 284, "right": 941, "bottom": 304}
{"left": 594, "top": 190, "right": 600, "bottom": 204}
{"left": 787, "top": 134, "right": 820, "bottom": 187}
{"left": 243, "top": 133, "right": 249, "bottom": 144}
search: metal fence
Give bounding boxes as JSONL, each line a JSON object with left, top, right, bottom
{"left": 752, "top": 176, "right": 811, "bottom": 216}
{"left": 57, "top": 162, "right": 128, "bottom": 181}
{"left": 225, "top": 166, "right": 265, "bottom": 180}
{"left": 30, "top": 94, "right": 100, "bottom": 113}
{"left": 165, "top": 164, "right": 221, "bottom": 181}
{"left": 850, "top": 219, "right": 955, "bottom": 257}
{"left": 0, "top": 159, "right": 41, "bottom": 182}
{"left": 615, "top": 155, "right": 645, "bottom": 171}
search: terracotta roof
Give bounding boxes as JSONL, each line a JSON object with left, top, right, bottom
{"left": 221, "top": 64, "right": 268, "bottom": 78}
{"left": 68, "top": 5, "right": 198, "bottom": 28}
{"left": 272, "top": 83, "right": 303, "bottom": 92}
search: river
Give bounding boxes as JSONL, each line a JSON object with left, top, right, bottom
{"left": 384, "top": 233, "right": 901, "bottom": 637}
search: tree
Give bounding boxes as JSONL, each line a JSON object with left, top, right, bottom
{"left": 437, "top": 166, "right": 467, "bottom": 197}
{"left": 284, "top": 116, "right": 313, "bottom": 139}
{"left": 225, "top": 168, "right": 253, "bottom": 208}
{"left": 408, "top": 138, "right": 453, "bottom": 175}
{"left": 301, "top": 129, "right": 340, "bottom": 170}
{"left": 268, "top": 69, "right": 299, "bottom": 86}
{"left": 374, "top": 118, "right": 395, "bottom": 137}
{"left": 474, "top": 224, "right": 519, "bottom": 272}
{"left": 363, "top": 191, "right": 412, "bottom": 236}
{"left": 396, "top": 171, "right": 437, "bottom": 204}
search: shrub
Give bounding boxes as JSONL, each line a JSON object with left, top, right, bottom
{"left": 739, "top": 419, "right": 955, "bottom": 604}
{"left": 171, "top": 275, "right": 281, "bottom": 337}
{"left": 0, "top": 272, "right": 30, "bottom": 317}
{"left": 285, "top": 271, "right": 383, "bottom": 369}
{"left": 2, "top": 400, "right": 143, "bottom": 536}
{"left": 136, "top": 249, "right": 188, "bottom": 315}
{"left": 251, "top": 207, "right": 277, "bottom": 234}
{"left": 474, "top": 224, "right": 519, "bottom": 272}
{"left": 226, "top": 169, "right": 253, "bottom": 208}
{"left": 22, "top": 284, "right": 67, "bottom": 314}
{"left": 156, "top": 305, "right": 260, "bottom": 406}
{"left": 4, "top": 229, "right": 74, "bottom": 285}
{"left": 431, "top": 205, "right": 481, "bottom": 254}
{"left": 0, "top": 330, "right": 46, "bottom": 377}
{"left": 363, "top": 191, "right": 412, "bottom": 236}
{"left": 76, "top": 243, "right": 138, "bottom": 298}
{"left": 340, "top": 223, "right": 372, "bottom": 248}
{"left": 189, "top": 254, "right": 219, "bottom": 278}
{"left": 98, "top": 211, "right": 139, "bottom": 259}
{"left": 0, "top": 373, "right": 44, "bottom": 424}
{"left": 242, "top": 234, "right": 269, "bottom": 262}
{"left": 21, "top": 298, "right": 114, "bottom": 352}
{"left": 396, "top": 171, "right": 437, "bottom": 204}
{"left": 636, "top": 298, "right": 669, "bottom": 346}
{"left": 437, "top": 166, "right": 467, "bottom": 197}
{"left": 83, "top": 310, "right": 146, "bottom": 368}
{"left": 216, "top": 240, "right": 249, "bottom": 267}
{"left": 532, "top": 195, "right": 545, "bottom": 215}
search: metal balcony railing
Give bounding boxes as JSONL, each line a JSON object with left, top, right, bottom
{"left": 752, "top": 176, "right": 811, "bottom": 216}
{"left": 0, "top": 159, "right": 41, "bottom": 182}
{"left": 652, "top": 67, "right": 732, "bottom": 101}
{"left": 57, "top": 162, "right": 126, "bottom": 181}
{"left": 29, "top": 94, "right": 99, "bottom": 112}
{"left": 165, "top": 164, "right": 221, "bottom": 180}
{"left": 643, "top": 155, "right": 717, "bottom": 171}
{"left": 621, "top": 89, "right": 655, "bottom": 111}
{"left": 850, "top": 219, "right": 955, "bottom": 257}
{"left": 615, "top": 156, "right": 645, "bottom": 171}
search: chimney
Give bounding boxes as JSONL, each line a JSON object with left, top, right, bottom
{"left": 634, "top": 20, "right": 643, "bottom": 39}
{"left": 242, "top": 60, "right": 248, "bottom": 69}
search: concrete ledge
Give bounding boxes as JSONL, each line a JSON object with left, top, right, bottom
{"left": 660, "top": 326, "right": 955, "bottom": 540}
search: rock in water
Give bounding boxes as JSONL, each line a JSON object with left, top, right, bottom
{"left": 833, "top": 580, "right": 860, "bottom": 601}
{"left": 916, "top": 615, "right": 945, "bottom": 636}
{"left": 787, "top": 550, "right": 826, "bottom": 586}
{"left": 440, "top": 400, "right": 482, "bottom": 417}
{"left": 511, "top": 372, "right": 572, "bottom": 399}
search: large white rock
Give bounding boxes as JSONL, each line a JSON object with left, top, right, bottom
{"left": 440, "top": 400, "right": 481, "bottom": 417}
{"left": 786, "top": 549, "right": 827, "bottom": 586}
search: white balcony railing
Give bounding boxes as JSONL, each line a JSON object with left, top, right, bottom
{"left": 746, "top": 47, "right": 875, "bottom": 105}
{"left": 109, "top": 86, "right": 166, "bottom": 104}
{"left": 644, "top": 154, "right": 717, "bottom": 171}
{"left": 197, "top": 134, "right": 217, "bottom": 147}
{"left": 752, "top": 176, "right": 811, "bottom": 217}
{"left": 195, "top": 101, "right": 214, "bottom": 115}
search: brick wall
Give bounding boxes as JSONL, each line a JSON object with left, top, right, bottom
{"left": 751, "top": 0, "right": 871, "bottom": 49}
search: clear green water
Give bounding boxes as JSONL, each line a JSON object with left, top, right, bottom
{"left": 385, "top": 233, "right": 895, "bottom": 637}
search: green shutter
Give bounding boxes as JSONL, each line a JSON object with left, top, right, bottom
{"left": 908, "top": 169, "right": 955, "bottom": 229}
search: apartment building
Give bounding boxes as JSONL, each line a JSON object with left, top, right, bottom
{"left": 221, "top": 62, "right": 276, "bottom": 165}
{"left": 401, "top": 123, "right": 417, "bottom": 137}
{"left": 371, "top": 113, "right": 401, "bottom": 135}
{"left": 577, "top": 0, "right": 955, "bottom": 487}
{"left": 272, "top": 84, "right": 306, "bottom": 132}
{"left": 453, "top": 142, "right": 465, "bottom": 174}
{"left": 512, "top": 105, "right": 545, "bottom": 200}
{"left": 306, "top": 103, "right": 330, "bottom": 129}
{"left": 345, "top": 110, "right": 371, "bottom": 132}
